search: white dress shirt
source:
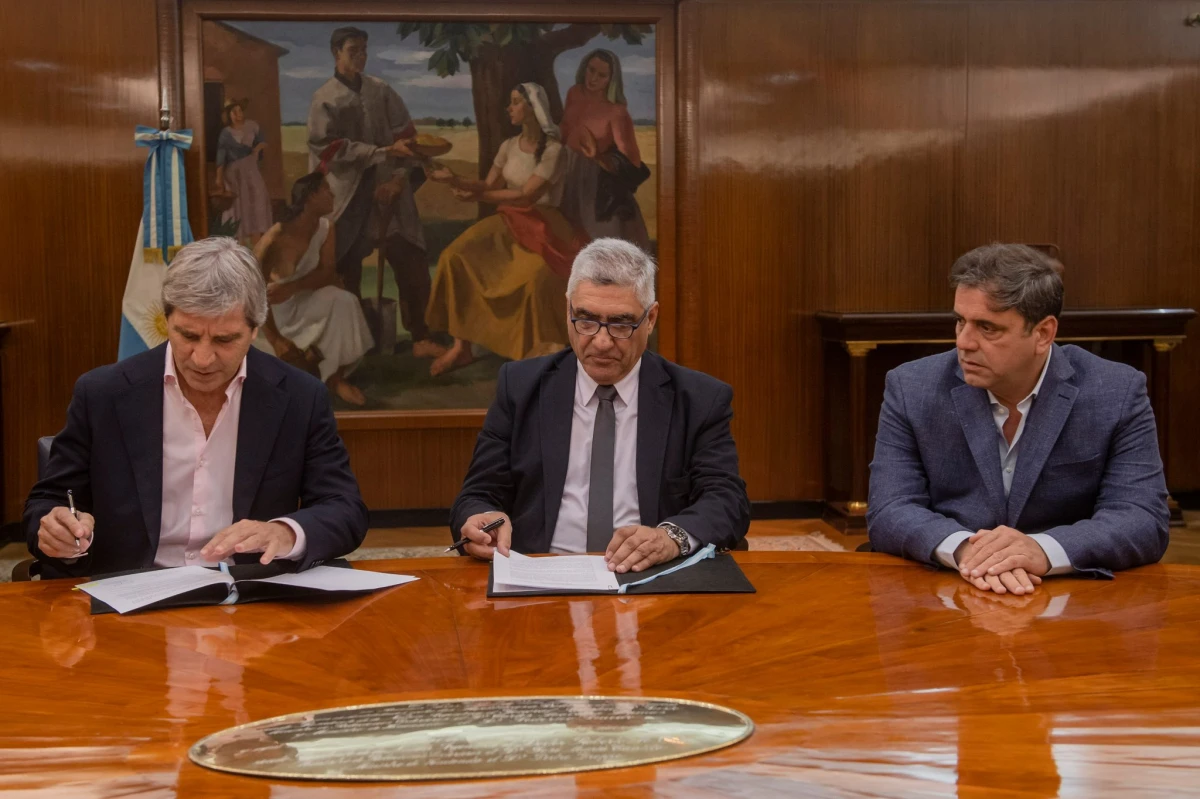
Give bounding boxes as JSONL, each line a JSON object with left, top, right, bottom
{"left": 550, "top": 359, "right": 642, "bottom": 553}
{"left": 548, "top": 358, "right": 699, "bottom": 554}
{"left": 935, "top": 349, "right": 1074, "bottom": 575}
{"left": 155, "top": 343, "right": 306, "bottom": 567}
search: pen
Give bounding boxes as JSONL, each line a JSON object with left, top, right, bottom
{"left": 66, "top": 489, "right": 81, "bottom": 551}
{"left": 444, "top": 517, "right": 505, "bottom": 552}
{"left": 67, "top": 490, "right": 88, "bottom": 551}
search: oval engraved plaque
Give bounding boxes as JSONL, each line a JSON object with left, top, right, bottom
{"left": 190, "top": 695, "right": 753, "bottom": 781}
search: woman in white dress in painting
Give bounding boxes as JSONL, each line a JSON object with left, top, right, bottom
{"left": 253, "top": 172, "right": 373, "bottom": 406}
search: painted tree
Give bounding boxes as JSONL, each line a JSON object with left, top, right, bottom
{"left": 397, "top": 22, "right": 651, "bottom": 180}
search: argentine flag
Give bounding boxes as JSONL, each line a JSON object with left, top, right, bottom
{"left": 118, "top": 126, "right": 195, "bottom": 360}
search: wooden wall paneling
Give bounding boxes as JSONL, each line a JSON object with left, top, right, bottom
{"left": 822, "top": 2, "right": 968, "bottom": 313}
{"left": 0, "top": 0, "right": 160, "bottom": 523}
{"left": 679, "top": 1, "right": 969, "bottom": 501}
{"left": 678, "top": 0, "right": 829, "bottom": 500}
{"left": 958, "top": 1, "right": 1200, "bottom": 489}
{"left": 343, "top": 427, "right": 482, "bottom": 510}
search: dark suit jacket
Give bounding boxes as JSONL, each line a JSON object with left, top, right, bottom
{"left": 451, "top": 349, "right": 751, "bottom": 552}
{"left": 24, "top": 345, "right": 368, "bottom": 578}
{"left": 866, "top": 344, "right": 1170, "bottom": 578}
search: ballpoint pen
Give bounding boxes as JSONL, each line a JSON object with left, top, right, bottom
{"left": 67, "top": 489, "right": 84, "bottom": 551}
{"left": 444, "top": 517, "right": 505, "bottom": 552}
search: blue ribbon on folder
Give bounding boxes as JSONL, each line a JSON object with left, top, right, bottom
{"left": 616, "top": 544, "right": 716, "bottom": 594}
{"left": 219, "top": 562, "right": 239, "bottom": 605}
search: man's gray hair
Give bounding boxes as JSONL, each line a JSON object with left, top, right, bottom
{"left": 162, "top": 237, "right": 268, "bottom": 328}
{"left": 950, "top": 243, "right": 1064, "bottom": 330}
{"left": 567, "top": 238, "right": 657, "bottom": 308}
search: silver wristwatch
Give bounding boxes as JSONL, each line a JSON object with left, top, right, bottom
{"left": 657, "top": 522, "right": 691, "bottom": 557}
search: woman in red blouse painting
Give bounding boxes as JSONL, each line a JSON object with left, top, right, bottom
{"left": 559, "top": 48, "right": 653, "bottom": 253}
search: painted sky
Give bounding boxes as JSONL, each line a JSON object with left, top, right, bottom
{"left": 223, "top": 20, "right": 656, "bottom": 124}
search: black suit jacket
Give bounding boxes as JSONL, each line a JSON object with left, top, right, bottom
{"left": 451, "top": 350, "right": 751, "bottom": 551}
{"left": 24, "top": 344, "right": 368, "bottom": 578}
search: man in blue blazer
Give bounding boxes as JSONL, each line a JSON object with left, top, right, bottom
{"left": 868, "top": 243, "right": 1168, "bottom": 590}
{"left": 451, "top": 238, "right": 751, "bottom": 574}
{"left": 25, "top": 238, "right": 368, "bottom": 579}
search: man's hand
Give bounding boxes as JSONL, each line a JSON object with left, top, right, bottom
{"left": 605, "top": 526, "right": 680, "bottom": 574}
{"left": 37, "top": 507, "right": 95, "bottom": 558}
{"left": 387, "top": 138, "right": 415, "bottom": 159}
{"left": 373, "top": 177, "right": 405, "bottom": 205}
{"left": 459, "top": 512, "right": 511, "bottom": 561}
{"left": 959, "top": 526, "right": 1051, "bottom": 582}
{"left": 426, "top": 163, "right": 454, "bottom": 183}
{"left": 201, "top": 520, "right": 296, "bottom": 565}
{"left": 955, "top": 534, "right": 1043, "bottom": 595}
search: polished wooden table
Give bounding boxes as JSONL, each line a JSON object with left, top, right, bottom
{"left": 3, "top": 552, "right": 1199, "bottom": 797}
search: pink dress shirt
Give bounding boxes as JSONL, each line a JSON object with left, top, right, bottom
{"left": 156, "top": 343, "right": 306, "bottom": 567}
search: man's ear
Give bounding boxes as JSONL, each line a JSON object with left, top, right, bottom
{"left": 644, "top": 302, "right": 660, "bottom": 335}
{"left": 1034, "top": 315, "right": 1058, "bottom": 352}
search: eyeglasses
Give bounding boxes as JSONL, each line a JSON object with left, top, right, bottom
{"left": 569, "top": 305, "right": 649, "bottom": 340}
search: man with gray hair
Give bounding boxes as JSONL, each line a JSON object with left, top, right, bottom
{"left": 25, "top": 237, "right": 368, "bottom": 578}
{"left": 451, "top": 238, "right": 751, "bottom": 572}
{"left": 867, "top": 243, "right": 1169, "bottom": 589}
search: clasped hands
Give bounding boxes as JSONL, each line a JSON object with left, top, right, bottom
{"left": 955, "top": 525, "right": 1050, "bottom": 595}
{"left": 459, "top": 512, "right": 680, "bottom": 573}
{"left": 37, "top": 507, "right": 294, "bottom": 565}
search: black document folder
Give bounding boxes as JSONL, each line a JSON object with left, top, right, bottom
{"left": 87, "top": 560, "right": 360, "bottom": 615}
{"left": 486, "top": 553, "right": 755, "bottom": 598}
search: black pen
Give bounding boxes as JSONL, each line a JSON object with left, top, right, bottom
{"left": 66, "top": 489, "right": 88, "bottom": 551}
{"left": 445, "top": 517, "right": 505, "bottom": 552}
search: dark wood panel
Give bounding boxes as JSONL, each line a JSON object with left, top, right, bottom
{"left": 2, "top": 553, "right": 1200, "bottom": 794}
{"left": 343, "top": 427, "right": 481, "bottom": 511}
{"left": 679, "top": 1, "right": 969, "bottom": 500}
{"left": 957, "top": 0, "right": 1200, "bottom": 489}
{"left": 0, "top": 0, "right": 160, "bottom": 523}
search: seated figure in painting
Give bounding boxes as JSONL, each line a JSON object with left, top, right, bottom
{"left": 560, "top": 48, "right": 652, "bottom": 253}
{"left": 424, "top": 82, "right": 589, "bottom": 377}
{"left": 253, "top": 172, "right": 374, "bottom": 407}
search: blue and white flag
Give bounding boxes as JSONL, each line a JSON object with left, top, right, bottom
{"left": 118, "top": 126, "right": 195, "bottom": 360}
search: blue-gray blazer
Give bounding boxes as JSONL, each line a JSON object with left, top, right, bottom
{"left": 867, "top": 344, "right": 1169, "bottom": 578}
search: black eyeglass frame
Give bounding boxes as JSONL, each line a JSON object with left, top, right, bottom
{"left": 568, "top": 304, "right": 651, "bottom": 340}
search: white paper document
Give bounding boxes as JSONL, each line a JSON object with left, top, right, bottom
{"left": 77, "top": 566, "right": 231, "bottom": 615}
{"left": 77, "top": 565, "right": 419, "bottom": 614}
{"left": 243, "top": 567, "right": 419, "bottom": 592}
{"left": 492, "top": 551, "right": 620, "bottom": 593}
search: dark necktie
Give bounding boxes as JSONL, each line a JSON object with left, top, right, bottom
{"left": 586, "top": 385, "right": 618, "bottom": 552}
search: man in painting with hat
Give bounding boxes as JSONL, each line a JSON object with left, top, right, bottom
{"left": 306, "top": 25, "right": 445, "bottom": 360}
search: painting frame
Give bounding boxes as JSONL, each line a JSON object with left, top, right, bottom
{"left": 179, "top": 0, "right": 677, "bottom": 431}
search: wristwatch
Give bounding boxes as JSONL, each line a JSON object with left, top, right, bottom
{"left": 656, "top": 522, "right": 691, "bottom": 557}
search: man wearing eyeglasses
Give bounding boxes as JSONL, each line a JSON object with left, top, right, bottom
{"left": 450, "top": 238, "right": 751, "bottom": 572}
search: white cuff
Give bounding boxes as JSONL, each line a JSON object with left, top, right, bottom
{"left": 935, "top": 531, "right": 975, "bottom": 569}
{"left": 1028, "top": 533, "right": 1074, "bottom": 576}
{"left": 271, "top": 517, "right": 308, "bottom": 561}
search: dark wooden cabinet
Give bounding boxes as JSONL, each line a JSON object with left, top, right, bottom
{"left": 817, "top": 308, "right": 1196, "bottom": 530}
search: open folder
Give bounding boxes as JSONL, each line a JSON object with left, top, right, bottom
{"left": 488, "top": 547, "right": 755, "bottom": 597}
{"left": 77, "top": 561, "right": 418, "bottom": 615}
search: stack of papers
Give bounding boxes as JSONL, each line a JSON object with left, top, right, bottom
{"left": 492, "top": 551, "right": 620, "bottom": 594}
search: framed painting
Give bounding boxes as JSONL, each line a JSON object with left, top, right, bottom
{"left": 181, "top": 1, "right": 676, "bottom": 427}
